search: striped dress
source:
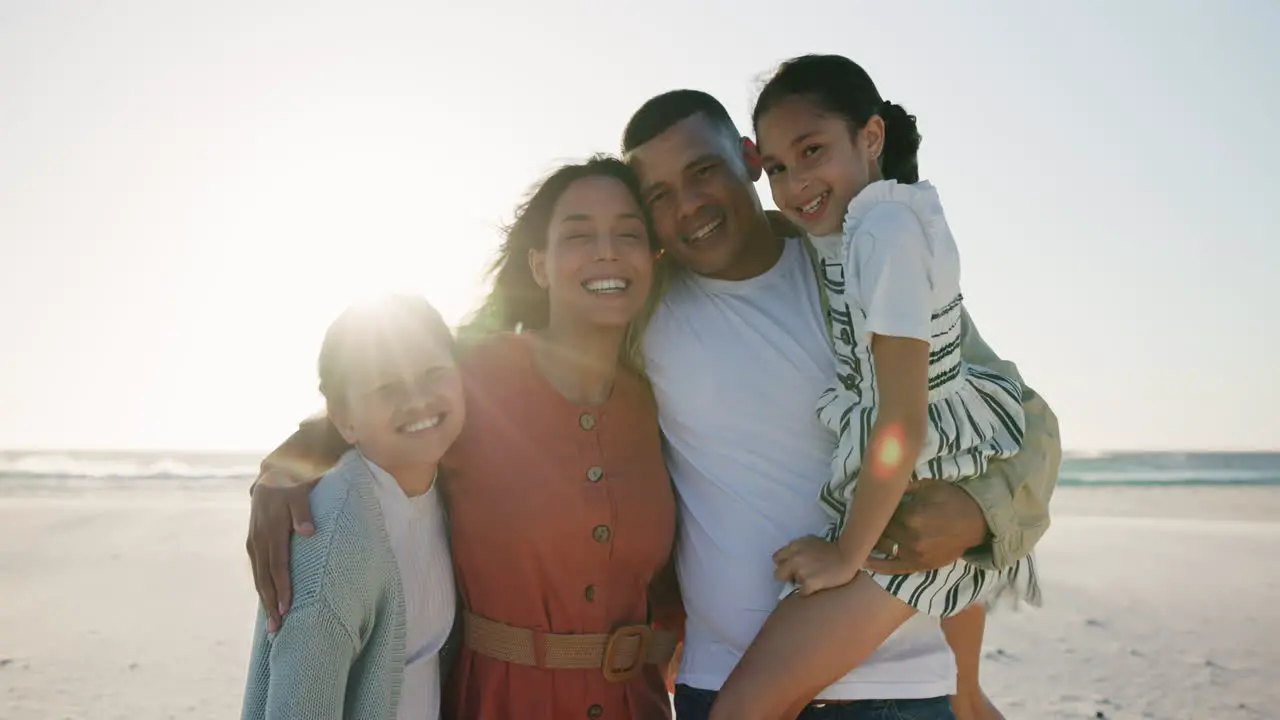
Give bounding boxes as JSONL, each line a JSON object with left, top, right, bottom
{"left": 803, "top": 179, "right": 1039, "bottom": 616}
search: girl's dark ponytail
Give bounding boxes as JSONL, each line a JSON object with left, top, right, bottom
{"left": 877, "top": 101, "right": 921, "bottom": 184}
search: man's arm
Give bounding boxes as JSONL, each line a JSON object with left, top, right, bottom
{"left": 865, "top": 308, "right": 1061, "bottom": 575}
{"left": 953, "top": 307, "right": 1061, "bottom": 570}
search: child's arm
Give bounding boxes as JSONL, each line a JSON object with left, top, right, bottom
{"left": 835, "top": 335, "right": 929, "bottom": 569}
{"left": 774, "top": 203, "right": 935, "bottom": 595}
{"left": 259, "top": 601, "right": 358, "bottom": 720}
{"left": 835, "top": 202, "right": 936, "bottom": 579}
{"left": 859, "top": 310, "right": 1059, "bottom": 577}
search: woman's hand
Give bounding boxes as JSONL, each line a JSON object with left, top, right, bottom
{"left": 246, "top": 469, "right": 318, "bottom": 632}
{"left": 773, "top": 535, "right": 862, "bottom": 597}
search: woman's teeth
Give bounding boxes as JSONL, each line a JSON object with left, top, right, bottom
{"left": 686, "top": 218, "right": 723, "bottom": 244}
{"left": 401, "top": 415, "right": 443, "bottom": 434}
{"left": 583, "top": 278, "right": 630, "bottom": 294}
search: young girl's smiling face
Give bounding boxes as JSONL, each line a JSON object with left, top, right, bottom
{"left": 324, "top": 300, "right": 464, "bottom": 484}
{"left": 756, "top": 95, "right": 886, "bottom": 237}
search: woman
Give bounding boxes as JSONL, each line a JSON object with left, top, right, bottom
{"left": 245, "top": 156, "right": 682, "bottom": 719}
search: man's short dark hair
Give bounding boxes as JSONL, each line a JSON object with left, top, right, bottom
{"left": 621, "top": 89, "right": 741, "bottom": 154}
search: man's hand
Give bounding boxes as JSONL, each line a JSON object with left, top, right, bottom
{"left": 246, "top": 469, "right": 318, "bottom": 633}
{"left": 864, "top": 479, "right": 987, "bottom": 575}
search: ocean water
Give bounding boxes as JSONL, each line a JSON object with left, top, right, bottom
{"left": 0, "top": 450, "right": 261, "bottom": 491}
{"left": 1, "top": 450, "right": 1279, "bottom": 488}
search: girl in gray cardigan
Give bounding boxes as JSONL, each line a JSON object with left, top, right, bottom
{"left": 241, "top": 295, "right": 464, "bottom": 720}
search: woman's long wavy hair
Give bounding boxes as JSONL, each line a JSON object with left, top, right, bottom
{"left": 459, "top": 155, "right": 662, "bottom": 372}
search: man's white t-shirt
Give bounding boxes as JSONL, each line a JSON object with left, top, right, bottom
{"left": 642, "top": 236, "right": 956, "bottom": 700}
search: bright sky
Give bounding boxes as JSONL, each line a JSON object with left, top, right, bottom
{"left": 2, "top": 1, "right": 1277, "bottom": 452}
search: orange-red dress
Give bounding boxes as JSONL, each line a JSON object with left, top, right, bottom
{"left": 440, "top": 333, "right": 678, "bottom": 720}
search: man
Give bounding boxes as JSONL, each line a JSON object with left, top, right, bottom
{"left": 617, "top": 90, "right": 1059, "bottom": 719}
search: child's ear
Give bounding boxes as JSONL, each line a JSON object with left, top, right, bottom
{"left": 861, "top": 115, "right": 886, "bottom": 163}
{"left": 528, "top": 248, "right": 550, "bottom": 290}
{"left": 326, "top": 399, "right": 359, "bottom": 445}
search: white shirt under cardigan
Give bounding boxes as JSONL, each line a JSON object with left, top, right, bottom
{"left": 364, "top": 458, "right": 456, "bottom": 720}
{"left": 241, "top": 449, "right": 454, "bottom": 720}
{"left": 642, "top": 236, "right": 956, "bottom": 701}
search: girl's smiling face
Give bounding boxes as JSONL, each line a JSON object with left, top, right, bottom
{"left": 324, "top": 299, "right": 464, "bottom": 483}
{"left": 756, "top": 95, "right": 886, "bottom": 237}
{"left": 336, "top": 340, "right": 463, "bottom": 477}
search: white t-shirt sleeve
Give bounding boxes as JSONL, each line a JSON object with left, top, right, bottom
{"left": 848, "top": 203, "right": 935, "bottom": 342}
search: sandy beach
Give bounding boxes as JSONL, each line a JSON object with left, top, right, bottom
{"left": 1, "top": 483, "right": 1276, "bottom": 720}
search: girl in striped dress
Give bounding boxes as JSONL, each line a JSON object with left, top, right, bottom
{"left": 709, "top": 54, "right": 1039, "bottom": 720}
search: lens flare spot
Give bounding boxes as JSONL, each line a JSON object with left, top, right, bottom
{"left": 869, "top": 424, "right": 907, "bottom": 479}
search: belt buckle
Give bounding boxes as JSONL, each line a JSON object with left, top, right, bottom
{"left": 601, "top": 624, "right": 651, "bottom": 682}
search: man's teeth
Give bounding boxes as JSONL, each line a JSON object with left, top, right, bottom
{"left": 687, "top": 218, "right": 723, "bottom": 243}
{"left": 800, "top": 193, "right": 829, "bottom": 215}
{"left": 583, "top": 278, "right": 629, "bottom": 293}
{"left": 401, "top": 415, "right": 442, "bottom": 433}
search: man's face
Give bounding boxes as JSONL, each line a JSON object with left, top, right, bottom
{"left": 626, "top": 114, "right": 765, "bottom": 280}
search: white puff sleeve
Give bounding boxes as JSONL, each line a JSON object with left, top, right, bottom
{"left": 846, "top": 202, "right": 935, "bottom": 343}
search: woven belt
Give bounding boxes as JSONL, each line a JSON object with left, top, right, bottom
{"left": 463, "top": 610, "right": 678, "bottom": 682}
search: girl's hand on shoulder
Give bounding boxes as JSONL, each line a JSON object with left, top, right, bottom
{"left": 772, "top": 535, "right": 862, "bottom": 596}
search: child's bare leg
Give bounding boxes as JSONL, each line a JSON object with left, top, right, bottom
{"left": 942, "top": 603, "right": 1004, "bottom": 720}
{"left": 972, "top": 692, "right": 1006, "bottom": 720}
{"left": 707, "top": 575, "right": 916, "bottom": 720}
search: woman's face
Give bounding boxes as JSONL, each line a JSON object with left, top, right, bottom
{"left": 529, "top": 175, "right": 654, "bottom": 331}
{"left": 756, "top": 95, "right": 884, "bottom": 237}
